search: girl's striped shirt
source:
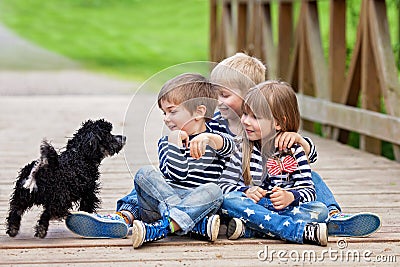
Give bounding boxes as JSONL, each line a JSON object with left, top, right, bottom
{"left": 218, "top": 141, "right": 315, "bottom": 205}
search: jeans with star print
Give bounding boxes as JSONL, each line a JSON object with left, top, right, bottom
{"left": 221, "top": 191, "right": 329, "bottom": 243}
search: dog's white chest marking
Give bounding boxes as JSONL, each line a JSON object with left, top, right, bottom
{"left": 23, "top": 157, "right": 47, "bottom": 193}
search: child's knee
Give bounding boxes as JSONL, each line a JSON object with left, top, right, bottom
{"left": 134, "top": 165, "right": 158, "bottom": 185}
{"left": 203, "top": 183, "right": 223, "bottom": 202}
{"left": 135, "top": 165, "right": 156, "bottom": 178}
{"left": 310, "top": 202, "right": 329, "bottom": 221}
{"left": 134, "top": 165, "right": 157, "bottom": 182}
{"left": 222, "top": 191, "right": 247, "bottom": 208}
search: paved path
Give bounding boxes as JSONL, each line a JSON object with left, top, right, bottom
{"left": 0, "top": 70, "right": 140, "bottom": 95}
{"left": 0, "top": 22, "right": 140, "bottom": 96}
{"left": 0, "top": 23, "right": 78, "bottom": 70}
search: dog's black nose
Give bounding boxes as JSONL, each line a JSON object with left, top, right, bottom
{"left": 115, "top": 135, "right": 126, "bottom": 145}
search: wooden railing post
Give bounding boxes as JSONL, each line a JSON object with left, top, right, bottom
{"left": 360, "top": 0, "right": 381, "bottom": 154}
{"left": 329, "top": 0, "right": 346, "bottom": 103}
{"left": 278, "top": 2, "right": 293, "bottom": 81}
{"left": 209, "top": 0, "right": 218, "bottom": 62}
{"left": 237, "top": 1, "right": 248, "bottom": 53}
{"left": 328, "top": 0, "right": 346, "bottom": 140}
{"left": 209, "top": 0, "right": 400, "bottom": 161}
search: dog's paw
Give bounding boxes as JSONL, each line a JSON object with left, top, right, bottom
{"left": 6, "top": 227, "right": 19, "bottom": 237}
{"left": 34, "top": 225, "right": 48, "bottom": 238}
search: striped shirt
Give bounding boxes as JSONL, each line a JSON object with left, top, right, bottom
{"left": 207, "top": 112, "right": 234, "bottom": 137}
{"left": 218, "top": 141, "right": 315, "bottom": 205}
{"left": 262, "top": 143, "right": 315, "bottom": 204}
{"left": 208, "top": 111, "right": 318, "bottom": 163}
{"left": 158, "top": 125, "right": 234, "bottom": 190}
{"left": 218, "top": 140, "right": 265, "bottom": 194}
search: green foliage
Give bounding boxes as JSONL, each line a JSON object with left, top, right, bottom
{"left": 0, "top": 0, "right": 209, "bottom": 80}
{"left": 1, "top": 0, "right": 398, "bottom": 159}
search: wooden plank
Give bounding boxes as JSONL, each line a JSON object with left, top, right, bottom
{"left": 298, "top": 3, "right": 315, "bottom": 132}
{"left": 236, "top": 1, "right": 248, "bottom": 52}
{"left": 210, "top": 0, "right": 218, "bottom": 61}
{"left": 297, "top": 94, "right": 400, "bottom": 145}
{"left": 329, "top": 0, "right": 346, "bottom": 103}
{"left": 278, "top": 2, "right": 293, "bottom": 80}
{"left": 360, "top": 0, "right": 381, "bottom": 155}
{"left": 246, "top": 1, "right": 257, "bottom": 56}
{"left": 369, "top": 0, "right": 400, "bottom": 118}
{"left": 222, "top": 2, "right": 235, "bottom": 57}
{"left": 368, "top": 0, "right": 400, "bottom": 161}
{"left": 261, "top": 2, "right": 277, "bottom": 78}
{"left": 287, "top": 7, "right": 300, "bottom": 90}
{"left": 304, "top": 0, "right": 328, "bottom": 100}
{"left": 1, "top": 240, "right": 399, "bottom": 266}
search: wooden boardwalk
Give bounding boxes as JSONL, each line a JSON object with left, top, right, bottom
{"left": 1, "top": 95, "right": 399, "bottom": 266}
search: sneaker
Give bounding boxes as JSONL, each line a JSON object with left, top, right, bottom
{"left": 131, "top": 216, "right": 170, "bottom": 248}
{"left": 190, "top": 214, "right": 220, "bottom": 241}
{"left": 226, "top": 218, "right": 244, "bottom": 240}
{"left": 66, "top": 211, "right": 128, "bottom": 238}
{"left": 303, "top": 222, "right": 328, "bottom": 246}
{"left": 328, "top": 212, "right": 381, "bottom": 237}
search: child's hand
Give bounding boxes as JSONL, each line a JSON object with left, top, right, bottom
{"left": 245, "top": 186, "right": 266, "bottom": 203}
{"left": 189, "top": 133, "right": 212, "bottom": 159}
{"left": 269, "top": 187, "right": 294, "bottom": 210}
{"left": 168, "top": 130, "right": 189, "bottom": 147}
{"left": 275, "top": 132, "right": 301, "bottom": 151}
{"left": 275, "top": 131, "right": 311, "bottom": 156}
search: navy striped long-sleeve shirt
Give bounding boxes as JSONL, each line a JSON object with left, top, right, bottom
{"left": 218, "top": 140, "right": 265, "bottom": 193}
{"left": 158, "top": 125, "right": 234, "bottom": 190}
{"left": 218, "top": 141, "right": 315, "bottom": 205}
{"left": 262, "top": 143, "right": 315, "bottom": 205}
{"left": 208, "top": 111, "right": 318, "bottom": 163}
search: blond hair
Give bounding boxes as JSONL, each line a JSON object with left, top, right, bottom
{"left": 210, "top": 52, "right": 266, "bottom": 96}
{"left": 157, "top": 73, "right": 218, "bottom": 122}
{"left": 241, "top": 80, "right": 300, "bottom": 185}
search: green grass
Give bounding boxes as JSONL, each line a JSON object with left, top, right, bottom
{"left": 0, "top": 0, "right": 209, "bottom": 81}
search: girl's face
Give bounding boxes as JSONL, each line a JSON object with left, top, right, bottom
{"left": 217, "top": 87, "right": 244, "bottom": 120}
{"left": 241, "top": 111, "right": 274, "bottom": 141}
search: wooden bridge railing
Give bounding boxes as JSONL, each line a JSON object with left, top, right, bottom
{"left": 210, "top": 0, "right": 400, "bottom": 162}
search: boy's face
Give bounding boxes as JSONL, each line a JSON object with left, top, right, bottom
{"left": 160, "top": 99, "right": 199, "bottom": 135}
{"left": 217, "top": 86, "right": 244, "bottom": 121}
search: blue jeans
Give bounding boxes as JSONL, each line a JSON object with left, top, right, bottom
{"left": 116, "top": 187, "right": 140, "bottom": 221}
{"left": 133, "top": 165, "right": 223, "bottom": 234}
{"left": 312, "top": 171, "right": 341, "bottom": 213}
{"left": 221, "top": 191, "right": 328, "bottom": 243}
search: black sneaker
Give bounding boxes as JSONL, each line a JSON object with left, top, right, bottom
{"left": 303, "top": 222, "right": 328, "bottom": 246}
{"left": 190, "top": 214, "right": 220, "bottom": 241}
{"left": 131, "top": 215, "right": 170, "bottom": 248}
{"left": 226, "top": 218, "right": 245, "bottom": 240}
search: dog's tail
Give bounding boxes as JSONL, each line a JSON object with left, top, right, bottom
{"left": 23, "top": 140, "right": 58, "bottom": 193}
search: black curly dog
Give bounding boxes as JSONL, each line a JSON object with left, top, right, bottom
{"left": 6, "top": 119, "right": 126, "bottom": 238}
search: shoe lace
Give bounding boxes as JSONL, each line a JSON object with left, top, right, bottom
{"left": 191, "top": 216, "right": 208, "bottom": 237}
{"left": 304, "top": 223, "right": 317, "bottom": 242}
{"left": 144, "top": 215, "right": 170, "bottom": 242}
